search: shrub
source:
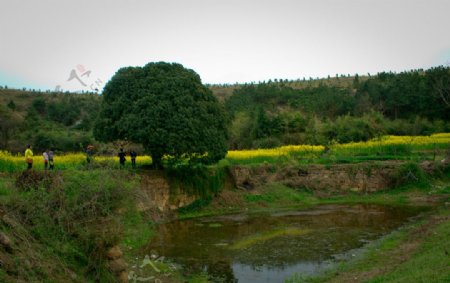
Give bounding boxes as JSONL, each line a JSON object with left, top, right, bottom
{"left": 252, "top": 137, "right": 282, "bottom": 149}
{"left": 391, "top": 162, "right": 428, "bottom": 188}
{"left": 15, "top": 170, "right": 52, "bottom": 191}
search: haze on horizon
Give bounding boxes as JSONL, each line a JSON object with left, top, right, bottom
{"left": 0, "top": 0, "right": 449, "bottom": 92}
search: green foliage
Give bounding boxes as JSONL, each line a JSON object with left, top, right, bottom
{"left": 31, "top": 97, "right": 47, "bottom": 116}
{"left": 0, "top": 104, "right": 23, "bottom": 149}
{"left": 122, "top": 207, "right": 154, "bottom": 250}
{"left": 0, "top": 89, "right": 101, "bottom": 153}
{"left": 6, "top": 170, "right": 136, "bottom": 281}
{"left": 47, "top": 100, "right": 81, "bottom": 126}
{"left": 32, "top": 129, "right": 93, "bottom": 152}
{"left": 244, "top": 183, "right": 311, "bottom": 204}
{"left": 166, "top": 164, "right": 225, "bottom": 198}
{"left": 367, "top": 215, "right": 450, "bottom": 283}
{"left": 228, "top": 111, "right": 255, "bottom": 149}
{"left": 7, "top": 99, "right": 16, "bottom": 111}
{"left": 391, "top": 162, "right": 429, "bottom": 188}
{"left": 323, "top": 113, "right": 383, "bottom": 143}
{"left": 178, "top": 196, "right": 213, "bottom": 214}
{"left": 224, "top": 67, "right": 450, "bottom": 149}
{"left": 1, "top": 66, "right": 449, "bottom": 154}
{"left": 94, "top": 62, "right": 228, "bottom": 167}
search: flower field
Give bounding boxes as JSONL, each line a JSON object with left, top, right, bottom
{"left": 330, "top": 133, "right": 450, "bottom": 156}
{"left": 0, "top": 151, "right": 152, "bottom": 172}
{"left": 0, "top": 134, "right": 449, "bottom": 172}
{"left": 226, "top": 145, "right": 325, "bottom": 160}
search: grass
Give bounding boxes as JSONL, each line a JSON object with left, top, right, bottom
{"left": 366, "top": 211, "right": 450, "bottom": 282}
{"left": 0, "top": 169, "right": 154, "bottom": 282}
{"left": 285, "top": 208, "right": 450, "bottom": 283}
{"left": 244, "top": 183, "right": 315, "bottom": 204}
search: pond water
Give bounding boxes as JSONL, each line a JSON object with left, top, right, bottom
{"left": 144, "top": 204, "right": 424, "bottom": 283}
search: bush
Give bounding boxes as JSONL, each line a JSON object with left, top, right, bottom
{"left": 15, "top": 170, "right": 52, "bottom": 191}
{"left": 391, "top": 162, "right": 428, "bottom": 188}
{"left": 252, "top": 137, "right": 282, "bottom": 149}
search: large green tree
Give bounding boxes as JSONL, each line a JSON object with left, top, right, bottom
{"left": 94, "top": 62, "right": 228, "bottom": 167}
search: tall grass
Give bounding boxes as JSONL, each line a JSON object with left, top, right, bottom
{"left": 2, "top": 169, "right": 142, "bottom": 281}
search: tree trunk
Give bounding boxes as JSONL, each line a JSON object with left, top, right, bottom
{"left": 151, "top": 153, "right": 163, "bottom": 169}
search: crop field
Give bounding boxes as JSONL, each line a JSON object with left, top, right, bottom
{"left": 1, "top": 134, "right": 449, "bottom": 172}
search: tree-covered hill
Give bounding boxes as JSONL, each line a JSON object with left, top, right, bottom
{"left": 1, "top": 65, "right": 449, "bottom": 153}
{"left": 223, "top": 66, "right": 450, "bottom": 149}
{"left": 0, "top": 88, "right": 101, "bottom": 153}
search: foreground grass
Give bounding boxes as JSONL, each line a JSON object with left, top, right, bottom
{"left": 0, "top": 169, "right": 154, "bottom": 282}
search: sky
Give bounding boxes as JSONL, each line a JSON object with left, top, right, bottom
{"left": 0, "top": 0, "right": 449, "bottom": 92}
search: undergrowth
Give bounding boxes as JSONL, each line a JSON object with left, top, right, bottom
{"left": 1, "top": 169, "right": 147, "bottom": 282}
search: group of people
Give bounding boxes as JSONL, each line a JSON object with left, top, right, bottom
{"left": 24, "top": 144, "right": 138, "bottom": 170}
{"left": 24, "top": 145, "right": 54, "bottom": 170}
{"left": 118, "top": 148, "right": 138, "bottom": 168}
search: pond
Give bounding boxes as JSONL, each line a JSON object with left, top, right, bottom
{"left": 144, "top": 204, "right": 424, "bottom": 283}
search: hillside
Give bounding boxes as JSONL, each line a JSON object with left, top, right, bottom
{"left": 208, "top": 73, "right": 366, "bottom": 101}
{"left": 0, "top": 88, "right": 101, "bottom": 152}
{"left": 1, "top": 66, "right": 449, "bottom": 153}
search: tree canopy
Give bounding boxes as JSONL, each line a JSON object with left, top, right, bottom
{"left": 94, "top": 62, "right": 228, "bottom": 167}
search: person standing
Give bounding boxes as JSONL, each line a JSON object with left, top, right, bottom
{"left": 86, "top": 144, "right": 94, "bottom": 164}
{"left": 118, "top": 148, "right": 126, "bottom": 167}
{"left": 130, "top": 150, "right": 137, "bottom": 168}
{"left": 48, "top": 148, "right": 55, "bottom": 170}
{"left": 43, "top": 150, "right": 49, "bottom": 170}
{"left": 25, "top": 145, "right": 33, "bottom": 170}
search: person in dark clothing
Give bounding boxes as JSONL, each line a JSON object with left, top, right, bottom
{"left": 130, "top": 150, "right": 137, "bottom": 168}
{"left": 86, "top": 145, "right": 94, "bottom": 164}
{"left": 118, "top": 148, "right": 126, "bottom": 166}
{"left": 48, "top": 148, "right": 55, "bottom": 170}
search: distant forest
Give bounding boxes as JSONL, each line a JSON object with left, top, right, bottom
{"left": 1, "top": 66, "right": 449, "bottom": 153}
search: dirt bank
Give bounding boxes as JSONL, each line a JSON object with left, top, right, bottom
{"left": 228, "top": 159, "right": 448, "bottom": 194}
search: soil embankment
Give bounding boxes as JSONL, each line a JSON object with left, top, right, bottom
{"left": 229, "top": 160, "right": 448, "bottom": 194}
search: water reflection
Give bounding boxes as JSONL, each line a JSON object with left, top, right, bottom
{"left": 144, "top": 204, "right": 423, "bottom": 283}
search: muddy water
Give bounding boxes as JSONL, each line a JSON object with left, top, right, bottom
{"left": 145, "top": 204, "right": 424, "bottom": 283}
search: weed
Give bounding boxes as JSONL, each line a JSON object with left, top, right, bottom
{"left": 391, "top": 162, "right": 429, "bottom": 188}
